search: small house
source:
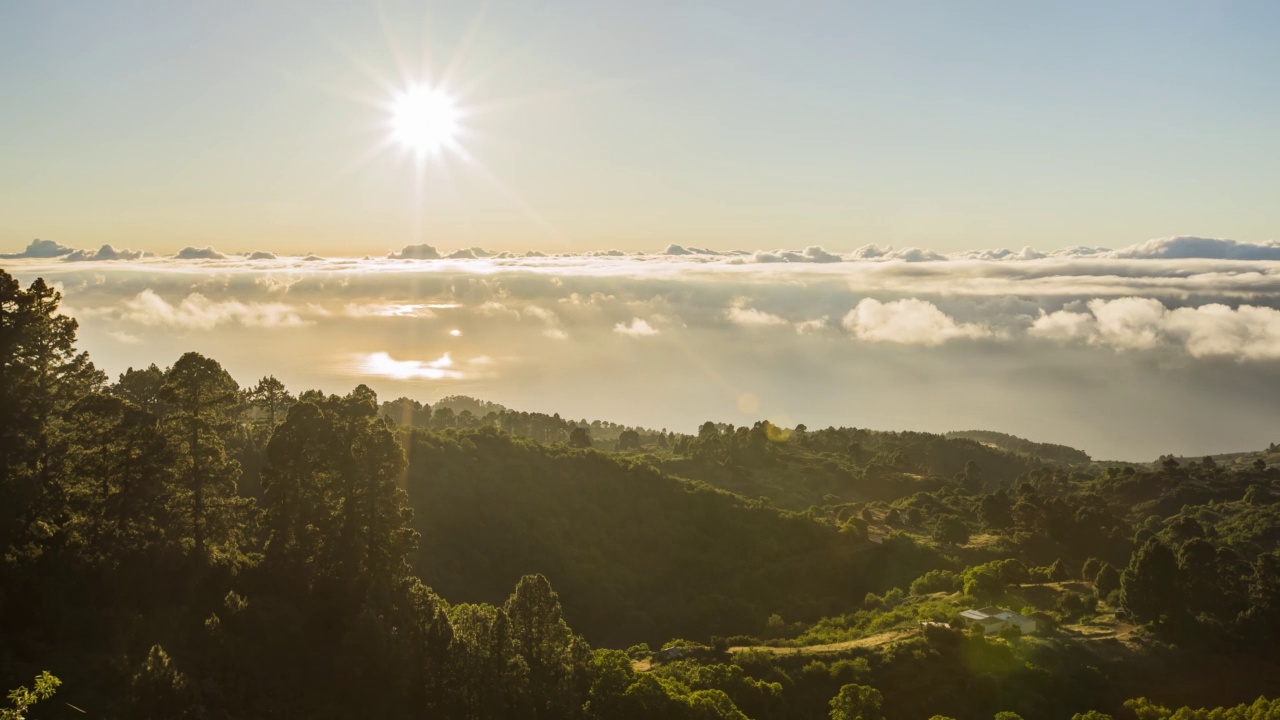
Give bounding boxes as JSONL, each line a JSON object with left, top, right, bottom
{"left": 652, "top": 647, "right": 685, "bottom": 662}
{"left": 958, "top": 606, "right": 1038, "bottom": 635}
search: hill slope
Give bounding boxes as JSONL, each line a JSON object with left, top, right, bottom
{"left": 402, "top": 428, "right": 941, "bottom": 646}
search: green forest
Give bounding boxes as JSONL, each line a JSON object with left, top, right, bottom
{"left": 4, "top": 267, "right": 1280, "bottom": 719}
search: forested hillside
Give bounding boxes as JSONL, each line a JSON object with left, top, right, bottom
{"left": 402, "top": 429, "right": 892, "bottom": 645}
{"left": 4, "top": 267, "right": 1280, "bottom": 720}
{"left": 944, "top": 430, "right": 1092, "bottom": 464}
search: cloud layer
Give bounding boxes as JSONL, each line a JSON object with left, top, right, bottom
{"left": 7, "top": 234, "right": 1280, "bottom": 265}
{"left": 6, "top": 234, "right": 1280, "bottom": 460}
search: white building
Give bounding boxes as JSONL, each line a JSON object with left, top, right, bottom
{"left": 958, "top": 606, "right": 1038, "bottom": 635}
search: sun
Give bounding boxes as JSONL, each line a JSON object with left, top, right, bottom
{"left": 389, "top": 85, "right": 460, "bottom": 155}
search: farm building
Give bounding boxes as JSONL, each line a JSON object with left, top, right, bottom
{"left": 958, "top": 606, "right": 1038, "bottom": 635}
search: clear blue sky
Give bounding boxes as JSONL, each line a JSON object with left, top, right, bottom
{"left": 2, "top": 0, "right": 1277, "bottom": 254}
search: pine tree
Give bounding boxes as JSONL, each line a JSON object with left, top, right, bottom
{"left": 1121, "top": 539, "right": 1181, "bottom": 623}
{"left": 160, "top": 352, "right": 245, "bottom": 558}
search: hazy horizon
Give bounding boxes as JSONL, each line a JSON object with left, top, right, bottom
{"left": 7, "top": 233, "right": 1280, "bottom": 461}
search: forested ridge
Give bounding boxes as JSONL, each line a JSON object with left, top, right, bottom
{"left": 4, "top": 267, "right": 1280, "bottom": 719}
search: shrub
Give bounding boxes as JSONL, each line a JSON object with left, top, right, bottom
{"left": 911, "top": 569, "right": 961, "bottom": 596}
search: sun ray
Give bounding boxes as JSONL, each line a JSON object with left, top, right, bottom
{"left": 449, "top": 143, "right": 569, "bottom": 245}
{"left": 373, "top": 0, "right": 416, "bottom": 90}
{"left": 438, "top": 2, "right": 490, "bottom": 92}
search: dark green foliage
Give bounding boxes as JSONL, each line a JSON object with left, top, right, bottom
{"left": 1094, "top": 563, "right": 1121, "bottom": 598}
{"left": 931, "top": 514, "right": 970, "bottom": 546}
{"left": 1121, "top": 539, "right": 1181, "bottom": 623}
{"left": 945, "top": 430, "right": 1091, "bottom": 463}
{"left": 401, "top": 428, "right": 882, "bottom": 645}
{"left": 1, "top": 271, "right": 104, "bottom": 560}
{"left": 159, "top": 352, "right": 248, "bottom": 557}
{"left": 5, "top": 267, "right": 1280, "bottom": 719}
{"left": 568, "top": 426, "right": 593, "bottom": 449}
{"left": 829, "top": 683, "right": 882, "bottom": 720}
{"left": 1081, "top": 557, "right": 1102, "bottom": 582}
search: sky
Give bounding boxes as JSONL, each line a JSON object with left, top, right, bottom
{"left": 2, "top": 1, "right": 1279, "bottom": 254}
{"left": 3, "top": 3, "right": 1279, "bottom": 460}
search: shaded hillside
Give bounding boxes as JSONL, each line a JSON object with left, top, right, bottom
{"left": 381, "top": 394, "right": 668, "bottom": 445}
{"left": 401, "top": 428, "right": 940, "bottom": 646}
{"left": 657, "top": 423, "right": 1048, "bottom": 511}
{"left": 945, "top": 430, "right": 1092, "bottom": 464}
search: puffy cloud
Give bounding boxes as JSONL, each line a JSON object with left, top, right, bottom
{"left": 746, "top": 246, "right": 843, "bottom": 264}
{"left": 248, "top": 251, "right": 278, "bottom": 260}
{"left": 802, "top": 246, "right": 842, "bottom": 263}
{"left": 121, "top": 290, "right": 309, "bottom": 330}
{"left": 614, "top": 318, "right": 659, "bottom": 337}
{"left": 1028, "top": 308, "right": 1097, "bottom": 342}
{"left": 1, "top": 238, "right": 76, "bottom": 258}
{"left": 174, "top": 246, "right": 226, "bottom": 260}
{"left": 842, "top": 298, "right": 991, "bottom": 345}
{"left": 892, "top": 247, "right": 949, "bottom": 262}
{"left": 389, "top": 243, "right": 441, "bottom": 259}
{"left": 1033, "top": 297, "right": 1280, "bottom": 359}
{"left": 953, "top": 246, "right": 1046, "bottom": 261}
{"left": 726, "top": 301, "right": 788, "bottom": 327}
{"left": 1166, "top": 304, "right": 1280, "bottom": 360}
{"left": 1088, "top": 297, "right": 1166, "bottom": 350}
{"left": 64, "top": 244, "right": 147, "bottom": 262}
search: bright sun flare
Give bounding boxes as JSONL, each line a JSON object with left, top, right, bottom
{"left": 389, "top": 85, "right": 460, "bottom": 154}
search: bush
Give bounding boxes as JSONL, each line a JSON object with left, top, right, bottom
{"left": 922, "top": 623, "right": 964, "bottom": 647}
{"left": 911, "top": 569, "right": 961, "bottom": 596}
{"left": 1094, "top": 563, "right": 1121, "bottom": 598}
{"left": 626, "top": 643, "right": 653, "bottom": 660}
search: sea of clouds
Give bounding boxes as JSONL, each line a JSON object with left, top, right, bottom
{"left": 5, "top": 235, "right": 1280, "bottom": 459}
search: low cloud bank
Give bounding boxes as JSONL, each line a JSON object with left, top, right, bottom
{"left": 9, "top": 235, "right": 1280, "bottom": 266}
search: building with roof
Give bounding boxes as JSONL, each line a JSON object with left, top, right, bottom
{"left": 958, "top": 606, "right": 1038, "bottom": 635}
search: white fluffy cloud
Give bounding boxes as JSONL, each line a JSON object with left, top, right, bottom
{"left": 1033, "top": 298, "right": 1280, "bottom": 359}
{"left": 842, "top": 298, "right": 991, "bottom": 345}
{"left": 726, "top": 300, "right": 788, "bottom": 327}
{"left": 614, "top": 318, "right": 659, "bottom": 337}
